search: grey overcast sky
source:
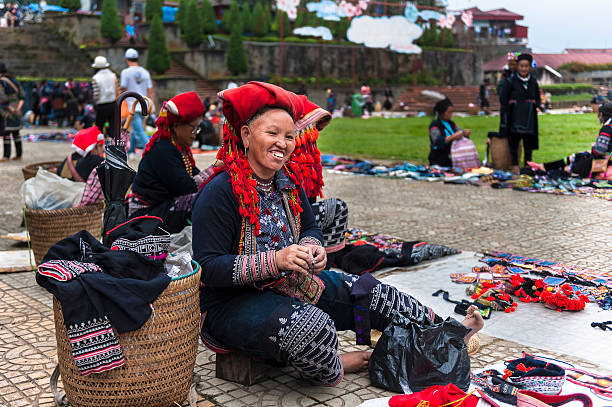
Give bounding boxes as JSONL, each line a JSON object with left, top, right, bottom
{"left": 446, "top": 0, "right": 610, "bottom": 53}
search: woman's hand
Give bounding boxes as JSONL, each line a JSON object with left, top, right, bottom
{"left": 276, "top": 245, "right": 313, "bottom": 276}
{"left": 304, "top": 244, "right": 327, "bottom": 274}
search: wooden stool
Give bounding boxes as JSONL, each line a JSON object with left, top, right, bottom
{"left": 215, "top": 351, "right": 268, "bottom": 386}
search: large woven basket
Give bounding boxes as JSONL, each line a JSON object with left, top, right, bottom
{"left": 53, "top": 263, "right": 201, "bottom": 407}
{"left": 25, "top": 202, "right": 104, "bottom": 265}
{"left": 22, "top": 161, "right": 63, "bottom": 180}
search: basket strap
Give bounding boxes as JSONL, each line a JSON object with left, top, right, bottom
{"left": 188, "top": 382, "right": 198, "bottom": 407}
{"left": 50, "top": 364, "right": 69, "bottom": 406}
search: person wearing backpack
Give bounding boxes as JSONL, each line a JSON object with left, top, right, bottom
{"left": 0, "top": 62, "right": 25, "bottom": 161}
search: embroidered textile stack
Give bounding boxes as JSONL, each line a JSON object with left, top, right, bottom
{"left": 359, "top": 353, "right": 612, "bottom": 407}
{"left": 38, "top": 216, "right": 201, "bottom": 407}
{"left": 326, "top": 228, "right": 460, "bottom": 275}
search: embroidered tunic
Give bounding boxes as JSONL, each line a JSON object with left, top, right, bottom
{"left": 192, "top": 170, "right": 323, "bottom": 313}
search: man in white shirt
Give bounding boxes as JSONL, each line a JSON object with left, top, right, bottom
{"left": 120, "top": 48, "right": 156, "bottom": 155}
{"left": 91, "top": 56, "right": 118, "bottom": 138}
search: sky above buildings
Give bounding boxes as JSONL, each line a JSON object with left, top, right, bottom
{"left": 447, "top": 0, "right": 610, "bottom": 53}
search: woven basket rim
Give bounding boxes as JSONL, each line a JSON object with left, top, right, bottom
{"left": 171, "top": 260, "right": 200, "bottom": 281}
{"left": 24, "top": 202, "right": 104, "bottom": 215}
{"left": 23, "top": 160, "right": 63, "bottom": 169}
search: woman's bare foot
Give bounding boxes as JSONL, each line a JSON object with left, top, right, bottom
{"left": 461, "top": 305, "right": 484, "bottom": 344}
{"left": 339, "top": 351, "right": 372, "bottom": 373}
{"left": 526, "top": 161, "right": 545, "bottom": 172}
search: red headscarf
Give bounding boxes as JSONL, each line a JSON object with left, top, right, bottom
{"left": 72, "top": 126, "right": 103, "bottom": 157}
{"left": 143, "top": 91, "right": 205, "bottom": 168}
{"left": 207, "top": 82, "right": 308, "bottom": 236}
{"left": 293, "top": 96, "right": 331, "bottom": 199}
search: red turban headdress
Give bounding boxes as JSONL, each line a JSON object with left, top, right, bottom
{"left": 143, "top": 91, "right": 205, "bottom": 168}
{"left": 207, "top": 82, "right": 311, "bottom": 236}
{"left": 72, "top": 126, "right": 103, "bottom": 157}
{"left": 293, "top": 96, "right": 331, "bottom": 199}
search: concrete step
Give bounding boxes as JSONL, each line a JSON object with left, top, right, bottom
{"left": 1, "top": 22, "right": 92, "bottom": 79}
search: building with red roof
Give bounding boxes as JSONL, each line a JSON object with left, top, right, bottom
{"left": 484, "top": 49, "right": 612, "bottom": 85}
{"left": 463, "top": 7, "right": 528, "bottom": 44}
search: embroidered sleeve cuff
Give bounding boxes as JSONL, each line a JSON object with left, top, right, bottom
{"left": 299, "top": 237, "right": 323, "bottom": 247}
{"left": 231, "top": 251, "right": 280, "bottom": 286}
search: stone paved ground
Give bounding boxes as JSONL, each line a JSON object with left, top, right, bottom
{"left": 0, "top": 141, "right": 611, "bottom": 406}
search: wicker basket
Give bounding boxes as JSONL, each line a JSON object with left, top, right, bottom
{"left": 22, "top": 161, "right": 63, "bottom": 180}
{"left": 25, "top": 202, "right": 104, "bottom": 265}
{"left": 53, "top": 263, "right": 201, "bottom": 407}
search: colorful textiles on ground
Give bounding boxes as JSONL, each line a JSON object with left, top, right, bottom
{"left": 23, "top": 131, "right": 76, "bottom": 142}
{"left": 321, "top": 155, "right": 612, "bottom": 201}
{"left": 451, "top": 251, "right": 611, "bottom": 311}
{"left": 335, "top": 228, "right": 460, "bottom": 275}
{"left": 345, "top": 228, "right": 407, "bottom": 253}
{"left": 345, "top": 227, "right": 459, "bottom": 259}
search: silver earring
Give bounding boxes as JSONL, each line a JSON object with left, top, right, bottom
{"left": 244, "top": 146, "right": 247, "bottom": 156}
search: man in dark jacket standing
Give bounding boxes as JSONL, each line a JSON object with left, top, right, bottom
{"left": 500, "top": 53, "right": 541, "bottom": 172}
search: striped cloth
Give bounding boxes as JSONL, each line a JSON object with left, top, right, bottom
{"left": 451, "top": 137, "right": 481, "bottom": 169}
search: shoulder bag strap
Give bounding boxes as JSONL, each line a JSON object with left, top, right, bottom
{"left": 66, "top": 154, "right": 85, "bottom": 182}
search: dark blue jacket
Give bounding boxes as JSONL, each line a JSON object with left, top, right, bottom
{"left": 192, "top": 170, "right": 323, "bottom": 312}
{"left": 131, "top": 138, "right": 200, "bottom": 206}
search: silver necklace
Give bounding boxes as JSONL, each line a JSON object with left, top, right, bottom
{"left": 255, "top": 176, "right": 274, "bottom": 194}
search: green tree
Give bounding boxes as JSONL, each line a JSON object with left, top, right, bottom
{"left": 145, "top": 0, "right": 163, "bottom": 22}
{"left": 183, "top": 0, "right": 204, "bottom": 47}
{"left": 200, "top": 0, "right": 218, "bottom": 35}
{"left": 226, "top": 22, "right": 248, "bottom": 75}
{"left": 294, "top": 10, "right": 310, "bottom": 28}
{"left": 273, "top": 11, "right": 290, "bottom": 36}
{"left": 176, "top": 0, "right": 188, "bottom": 32}
{"left": 59, "top": 0, "right": 80, "bottom": 12}
{"left": 251, "top": 2, "right": 268, "bottom": 37}
{"left": 221, "top": 0, "right": 241, "bottom": 33}
{"left": 333, "top": 17, "right": 349, "bottom": 39}
{"left": 241, "top": 3, "right": 252, "bottom": 34}
{"left": 100, "top": 0, "right": 123, "bottom": 44}
{"left": 441, "top": 28, "right": 455, "bottom": 48}
{"left": 146, "top": 14, "right": 172, "bottom": 74}
{"left": 263, "top": 6, "right": 271, "bottom": 34}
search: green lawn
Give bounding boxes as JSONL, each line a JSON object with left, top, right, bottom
{"left": 551, "top": 93, "right": 593, "bottom": 103}
{"left": 317, "top": 114, "right": 600, "bottom": 164}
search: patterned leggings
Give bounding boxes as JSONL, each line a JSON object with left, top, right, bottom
{"left": 202, "top": 270, "right": 440, "bottom": 386}
{"left": 2, "top": 130, "right": 22, "bottom": 159}
{"left": 310, "top": 198, "right": 348, "bottom": 252}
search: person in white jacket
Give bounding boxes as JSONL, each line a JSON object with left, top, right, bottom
{"left": 91, "top": 56, "right": 118, "bottom": 138}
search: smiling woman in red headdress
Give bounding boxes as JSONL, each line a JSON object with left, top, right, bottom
{"left": 191, "top": 82, "right": 484, "bottom": 387}
{"left": 128, "top": 91, "right": 206, "bottom": 233}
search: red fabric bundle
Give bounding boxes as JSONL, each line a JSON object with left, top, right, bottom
{"left": 389, "top": 384, "right": 479, "bottom": 407}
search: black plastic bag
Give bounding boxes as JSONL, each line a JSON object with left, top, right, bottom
{"left": 369, "top": 315, "right": 471, "bottom": 393}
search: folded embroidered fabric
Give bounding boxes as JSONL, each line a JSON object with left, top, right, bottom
{"left": 37, "top": 231, "right": 170, "bottom": 376}
{"left": 504, "top": 355, "right": 566, "bottom": 395}
{"left": 270, "top": 271, "right": 325, "bottom": 305}
{"left": 38, "top": 260, "right": 102, "bottom": 281}
{"left": 517, "top": 391, "right": 592, "bottom": 407}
